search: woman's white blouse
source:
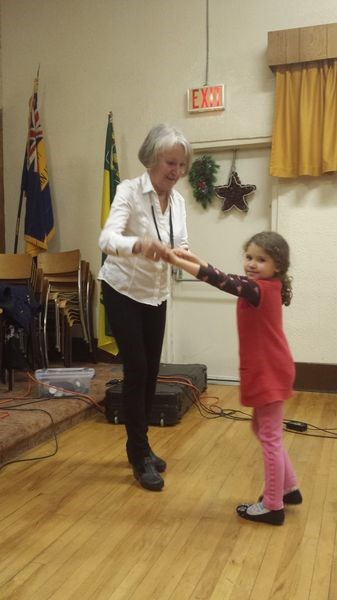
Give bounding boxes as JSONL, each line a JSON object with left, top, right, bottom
{"left": 98, "top": 171, "right": 189, "bottom": 306}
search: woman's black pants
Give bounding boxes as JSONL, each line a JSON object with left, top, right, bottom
{"left": 102, "top": 282, "right": 167, "bottom": 465}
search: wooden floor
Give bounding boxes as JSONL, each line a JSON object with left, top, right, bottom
{"left": 1, "top": 383, "right": 337, "bottom": 600}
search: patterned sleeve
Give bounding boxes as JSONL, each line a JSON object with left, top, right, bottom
{"left": 197, "top": 264, "right": 260, "bottom": 306}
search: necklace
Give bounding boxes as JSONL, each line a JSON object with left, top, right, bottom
{"left": 151, "top": 204, "right": 174, "bottom": 248}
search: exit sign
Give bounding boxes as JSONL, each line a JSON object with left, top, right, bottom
{"left": 187, "top": 84, "right": 225, "bottom": 113}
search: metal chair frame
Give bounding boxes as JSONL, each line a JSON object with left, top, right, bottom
{"left": 37, "top": 250, "right": 95, "bottom": 367}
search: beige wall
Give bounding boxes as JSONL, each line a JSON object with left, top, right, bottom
{"left": 1, "top": 0, "right": 337, "bottom": 366}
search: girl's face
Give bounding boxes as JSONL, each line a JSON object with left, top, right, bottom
{"left": 244, "top": 242, "right": 280, "bottom": 281}
{"left": 149, "top": 144, "right": 187, "bottom": 196}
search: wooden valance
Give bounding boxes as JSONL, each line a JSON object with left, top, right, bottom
{"left": 267, "top": 23, "right": 337, "bottom": 70}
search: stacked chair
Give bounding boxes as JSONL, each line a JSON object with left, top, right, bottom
{"left": 36, "top": 249, "right": 96, "bottom": 367}
{"left": 0, "top": 253, "right": 43, "bottom": 390}
{"left": 0, "top": 249, "right": 96, "bottom": 389}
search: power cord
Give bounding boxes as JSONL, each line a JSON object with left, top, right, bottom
{"left": 157, "top": 375, "right": 337, "bottom": 439}
{"left": 0, "top": 405, "right": 58, "bottom": 471}
{"left": 283, "top": 418, "right": 337, "bottom": 439}
{"left": 0, "top": 372, "right": 105, "bottom": 472}
{"left": 3, "top": 374, "right": 335, "bottom": 474}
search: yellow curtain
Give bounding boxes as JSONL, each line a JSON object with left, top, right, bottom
{"left": 270, "top": 59, "right": 337, "bottom": 177}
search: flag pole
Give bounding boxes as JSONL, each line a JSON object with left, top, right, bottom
{"left": 13, "top": 189, "right": 24, "bottom": 253}
{"left": 14, "top": 66, "right": 41, "bottom": 253}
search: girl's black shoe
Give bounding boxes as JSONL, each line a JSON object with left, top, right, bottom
{"left": 236, "top": 502, "right": 284, "bottom": 526}
{"left": 132, "top": 457, "right": 164, "bottom": 491}
{"left": 258, "top": 489, "right": 302, "bottom": 505}
{"left": 283, "top": 489, "right": 302, "bottom": 504}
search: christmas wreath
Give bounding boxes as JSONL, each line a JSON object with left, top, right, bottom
{"left": 188, "top": 154, "right": 220, "bottom": 209}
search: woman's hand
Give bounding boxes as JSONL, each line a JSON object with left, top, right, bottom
{"left": 160, "top": 247, "right": 194, "bottom": 266}
{"left": 160, "top": 248, "right": 179, "bottom": 265}
{"left": 160, "top": 247, "right": 207, "bottom": 274}
{"left": 132, "top": 238, "right": 167, "bottom": 261}
{"left": 171, "top": 248, "right": 200, "bottom": 264}
{"left": 172, "top": 248, "right": 207, "bottom": 268}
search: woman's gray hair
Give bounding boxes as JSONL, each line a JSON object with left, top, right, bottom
{"left": 138, "top": 123, "right": 193, "bottom": 174}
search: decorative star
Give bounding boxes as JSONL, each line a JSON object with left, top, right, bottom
{"left": 214, "top": 170, "right": 256, "bottom": 213}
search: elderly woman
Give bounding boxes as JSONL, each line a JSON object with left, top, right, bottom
{"left": 98, "top": 123, "right": 192, "bottom": 491}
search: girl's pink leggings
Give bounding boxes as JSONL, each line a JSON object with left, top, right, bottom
{"left": 252, "top": 401, "right": 297, "bottom": 510}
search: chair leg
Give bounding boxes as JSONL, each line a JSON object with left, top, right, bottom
{"left": 41, "top": 313, "right": 49, "bottom": 368}
{"left": 28, "top": 321, "right": 41, "bottom": 370}
{"left": 7, "top": 368, "right": 14, "bottom": 392}
{"left": 37, "top": 313, "right": 48, "bottom": 369}
{"left": 0, "top": 316, "right": 4, "bottom": 383}
{"left": 63, "top": 318, "right": 72, "bottom": 367}
{"left": 86, "top": 276, "right": 97, "bottom": 362}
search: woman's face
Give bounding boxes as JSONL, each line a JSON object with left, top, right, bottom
{"left": 149, "top": 144, "right": 187, "bottom": 196}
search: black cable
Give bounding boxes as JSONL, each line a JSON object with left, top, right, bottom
{"left": 0, "top": 394, "right": 102, "bottom": 411}
{"left": 0, "top": 406, "right": 59, "bottom": 471}
{"left": 193, "top": 397, "right": 251, "bottom": 421}
{"left": 184, "top": 383, "right": 337, "bottom": 438}
{"left": 303, "top": 421, "right": 337, "bottom": 434}
{"left": 0, "top": 381, "right": 104, "bottom": 471}
{"left": 0, "top": 374, "right": 104, "bottom": 413}
{"left": 282, "top": 428, "right": 337, "bottom": 440}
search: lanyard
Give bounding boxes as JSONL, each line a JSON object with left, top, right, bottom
{"left": 151, "top": 204, "right": 174, "bottom": 249}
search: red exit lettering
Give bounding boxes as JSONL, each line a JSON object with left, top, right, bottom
{"left": 188, "top": 85, "right": 225, "bottom": 112}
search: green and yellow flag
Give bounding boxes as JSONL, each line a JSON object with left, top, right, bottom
{"left": 97, "top": 112, "right": 120, "bottom": 355}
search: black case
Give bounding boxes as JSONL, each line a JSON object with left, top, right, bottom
{"left": 104, "top": 363, "right": 207, "bottom": 426}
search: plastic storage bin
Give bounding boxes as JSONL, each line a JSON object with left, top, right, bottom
{"left": 35, "top": 367, "right": 95, "bottom": 398}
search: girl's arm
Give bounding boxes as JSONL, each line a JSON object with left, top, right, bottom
{"left": 162, "top": 248, "right": 260, "bottom": 306}
{"left": 164, "top": 248, "right": 207, "bottom": 276}
{"left": 197, "top": 264, "right": 260, "bottom": 305}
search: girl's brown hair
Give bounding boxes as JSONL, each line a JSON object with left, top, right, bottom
{"left": 244, "top": 231, "right": 293, "bottom": 306}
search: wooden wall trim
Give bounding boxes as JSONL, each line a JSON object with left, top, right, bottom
{"left": 294, "top": 363, "right": 337, "bottom": 393}
{"left": 268, "top": 23, "right": 337, "bottom": 69}
{"left": 94, "top": 344, "right": 337, "bottom": 394}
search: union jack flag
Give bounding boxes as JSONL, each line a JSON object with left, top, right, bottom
{"left": 21, "top": 74, "right": 55, "bottom": 256}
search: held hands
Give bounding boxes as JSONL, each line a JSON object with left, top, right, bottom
{"left": 132, "top": 239, "right": 206, "bottom": 277}
{"left": 160, "top": 247, "right": 207, "bottom": 279}
{"left": 132, "top": 238, "right": 168, "bottom": 262}
{"left": 158, "top": 247, "right": 192, "bottom": 265}
{"left": 171, "top": 248, "right": 204, "bottom": 266}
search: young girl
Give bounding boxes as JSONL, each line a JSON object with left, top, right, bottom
{"left": 161, "top": 231, "right": 302, "bottom": 525}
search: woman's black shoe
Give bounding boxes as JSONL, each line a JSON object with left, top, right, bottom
{"left": 149, "top": 450, "right": 167, "bottom": 472}
{"left": 132, "top": 457, "right": 164, "bottom": 491}
{"left": 126, "top": 444, "right": 167, "bottom": 473}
